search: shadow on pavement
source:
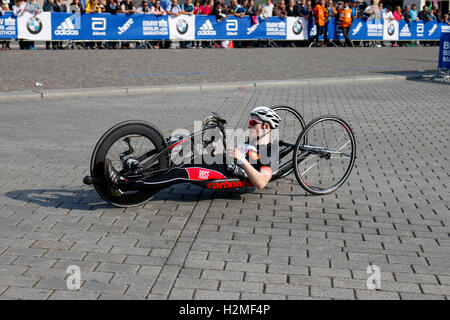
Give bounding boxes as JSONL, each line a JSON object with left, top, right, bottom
{"left": 3, "top": 185, "right": 254, "bottom": 211}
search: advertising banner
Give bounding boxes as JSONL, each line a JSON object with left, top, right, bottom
{"left": 17, "top": 12, "right": 52, "bottom": 40}
{"left": 286, "top": 17, "right": 308, "bottom": 41}
{"left": 4, "top": 13, "right": 449, "bottom": 41}
{"left": 438, "top": 32, "right": 450, "bottom": 69}
{"left": 169, "top": 14, "right": 195, "bottom": 40}
{"left": 383, "top": 20, "right": 399, "bottom": 41}
{"left": 0, "top": 12, "right": 17, "bottom": 39}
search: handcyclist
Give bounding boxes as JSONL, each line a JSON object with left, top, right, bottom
{"left": 106, "top": 106, "right": 281, "bottom": 194}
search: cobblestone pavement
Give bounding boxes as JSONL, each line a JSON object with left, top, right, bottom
{"left": 0, "top": 46, "right": 438, "bottom": 92}
{"left": 0, "top": 78, "right": 449, "bottom": 300}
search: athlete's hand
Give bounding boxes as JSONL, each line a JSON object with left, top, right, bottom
{"left": 227, "top": 148, "right": 244, "bottom": 162}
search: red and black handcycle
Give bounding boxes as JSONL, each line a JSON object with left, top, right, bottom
{"left": 83, "top": 106, "right": 356, "bottom": 207}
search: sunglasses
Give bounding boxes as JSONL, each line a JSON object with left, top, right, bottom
{"left": 248, "top": 119, "right": 263, "bottom": 127}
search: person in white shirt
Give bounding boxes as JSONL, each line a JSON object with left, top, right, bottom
{"left": 262, "top": 0, "right": 273, "bottom": 17}
{"left": 12, "top": 0, "right": 27, "bottom": 16}
{"left": 382, "top": 5, "right": 393, "bottom": 20}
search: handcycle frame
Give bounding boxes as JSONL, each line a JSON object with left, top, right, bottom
{"left": 112, "top": 113, "right": 331, "bottom": 190}
{"left": 83, "top": 106, "right": 356, "bottom": 207}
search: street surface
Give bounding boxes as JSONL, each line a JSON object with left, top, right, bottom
{"left": 0, "top": 78, "right": 448, "bottom": 299}
{"left": 0, "top": 47, "right": 438, "bottom": 91}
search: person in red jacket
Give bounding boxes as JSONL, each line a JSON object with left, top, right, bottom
{"left": 313, "top": 0, "right": 327, "bottom": 46}
{"left": 340, "top": 1, "right": 353, "bottom": 47}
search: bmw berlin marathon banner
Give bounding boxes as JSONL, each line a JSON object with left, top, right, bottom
{"left": 0, "top": 12, "right": 17, "bottom": 39}
{"left": 6, "top": 13, "right": 450, "bottom": 41}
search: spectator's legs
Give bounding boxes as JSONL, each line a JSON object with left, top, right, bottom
{"left": 314, "top": 23, "right": 320, "bottom": 45}
{"left": 343, "top": 27, "right": 352, "bottom": 47}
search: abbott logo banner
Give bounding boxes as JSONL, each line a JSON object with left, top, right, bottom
{"left": 92, "top": 17, "right": 106, "bottom": 36}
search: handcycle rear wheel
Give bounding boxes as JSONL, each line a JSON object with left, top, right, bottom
{"left": 90, "top": 121, "right": 169, "bottom": 207}
{"left": 293, "top": 116, "right": 356, "bottom": 195}
{"left": 271, "top": 106, "right": 307, "bottom": 179}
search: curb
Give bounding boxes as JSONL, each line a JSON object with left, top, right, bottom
{"left": 0, "top": 74, "right": 426, "bottom": 102}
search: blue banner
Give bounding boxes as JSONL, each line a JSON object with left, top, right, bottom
{"left": 438, "top": 32, "right": 450, "bottom": 69}
{"left": 195, "top": 15, "right": 286, "bottom": 40}
{"left": 4, "top": 12, "right": 450, "bottom": 41}
{"left": 0, "top": 12, "right": 17, "bottom": 39}
{"left": 51, "top": 13, "right": 170, "bottom": 40}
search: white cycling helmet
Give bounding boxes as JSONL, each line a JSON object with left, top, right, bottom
{"left": 250, "top": 106, "right": 281, "bottom": 129}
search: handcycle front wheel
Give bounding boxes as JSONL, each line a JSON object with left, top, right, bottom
{"left": 293, "top": 116, "right": 356, "bottom": 195}
{"left": 90, "top": 120, "right": 169, "bottom": 208}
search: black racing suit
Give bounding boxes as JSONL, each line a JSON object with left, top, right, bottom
{"left": 131, "top": 143, "right": 272, "bottom": 190}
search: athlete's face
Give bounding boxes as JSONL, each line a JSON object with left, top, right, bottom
{"left": 249, "top": 115, "right": 269, "bottom": 140}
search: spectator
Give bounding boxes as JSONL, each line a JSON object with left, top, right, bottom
{"left": 160, "top": 0, "right": 171, "bottom": 11}
{"left": 443, "top": 13, "right": 449, "bottom": 25}
{"left": 297, "top": 0, "right": 310, "bottom": 19}
{"left": 313, "top": 0, "right": 327, "bottom": 46}
{"left": 24, "top": 0, "right": 42, "bottom": 50}
{"left": 12, "top": 0, "right": 26, "bottom": 16}
{"left": 382, "top": 5, "right": 393, "bottom": 20}
{"left": 273, "top": 0, "right": 287, "bottom": 18}
{"left": 166, "top": 0, "right": 181, "bottom": 15}
{"left": 229, "top": 0, "right": 243, "bottom": 17}
{"left": 43, "top": 0, "right": 55, "bottom": 50}
{"left": 193, "top": 0, "right": 200, "bottom": 14}
{"left": 120, "top": 0, "right": 135, "bottom": 13}
{"left": 409, "top": 3, "right": 418, "bottom": 21}
{"left": 286, "top": 0, "right": 295, "bottom": 16}
{"left": 262, "top": 0, "right": 273, "bottom": 17}
{"left": 136, "top": 0, "right": 151, "bottom": 13}
{"left": 54, "top": 0, "right": 67, "bottom": 49}
{"left": 325, "top": 0, "right": 336, "bottom": 46}
{"left": 149, "top": 0, "right": 165, "bottom": 49}
{"left": 181, "top": 0, "right": 194, "bottom": 15}
{"left": 211, "top": 0, "right": 226, "bottom": 21}
{"left": 357, "top": 0, "right": 367, "bottom": 15}
{"left": 54, "top": 0, "right": 67, "bottom": 13}
{"left": 418, "top": 5, "right": 431, "bottom": 22}
{"left": 340, "top": 0, "right": 352, "bottom": 47}
{"left": 193, "top": 0, "right": 201, "bottom": 48}
{"left": 403, "top": 5, "right": 411, "bottom": 23}
{"left": 68, "top": 0, "right": 84, "bottom": 49}
{"left": 431, "top": 6, "right": 440, "bottom": 23}
{"left": 364, "top": 0, "right": 381, "bottom": 21}
{"left": 150, "top": 0, "right": 165, "bottom": 14}
{"left": 180, "top": 0, "right": 195, "bottom": 48}
{"left": 119, "top": 0, "right": 135, "bottom": 48}
{"left": 350, "top": 0, "right": 358, "bottom": 18}
{"left": 105, "top": 0, "right": 120, "bottom": 13}
{"left": 240, "top": 0, "right": 249, "bottom": 15}
{"left": 393, "top": 5, "right": 402, "bottom": 21}
{"left": 98, "top": 0, "right": 106, "bottom": 11}
{"left": 85, "top": 0, "right": 99, "bottom": 12}
{"left": 246, "top": 0, "right": 256, "bottom": 16}
{"left": 200, "top": 0, "right": 213, "bottom": 15}
{"left": 0, "top": 0, "right": 11, "bottom": 50}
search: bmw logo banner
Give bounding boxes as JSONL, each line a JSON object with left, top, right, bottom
{"left": 383, "top": 20, "right": 399, "bottom": 41}
{"left": 17, "top": 12, "right": 52, "bottom": 40}
{"left": 169, "top": 15, "right": 195, "bottom": 41}
{"left": 286, "top": 17, "right": 308, "bottom": 40}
